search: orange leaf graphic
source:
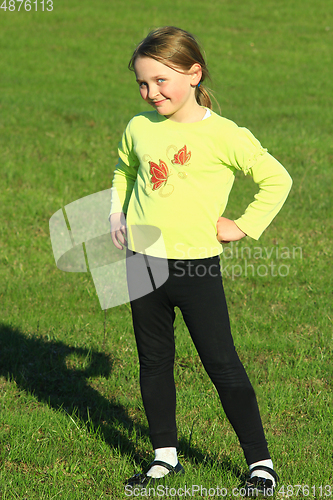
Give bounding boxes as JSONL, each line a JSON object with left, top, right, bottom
{"left": 149, "top": 160, "right": 169, "bottom": 190}
{"left": 172, "top": 145, "right": 191, "bottom": 166}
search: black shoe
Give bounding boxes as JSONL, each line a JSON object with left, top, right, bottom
{"left": 125, "top": 460, "right": 185, "bottom": 489}
{"left": 244, "top": 466, "right": 279, "bottom": 497}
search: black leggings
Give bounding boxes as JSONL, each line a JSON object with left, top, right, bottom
{"left": 127, "top": 253, "right": 270, "bottom": 465}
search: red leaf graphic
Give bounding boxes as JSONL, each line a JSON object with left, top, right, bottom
{"left": 172, "top": 145, "right": 191, "bottom": 166}
{"left": 149, "top": 160, "right": 169, "bottom": 190}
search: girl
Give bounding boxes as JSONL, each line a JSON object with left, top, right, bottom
{"left": 109, "top": 26, "right": 292, "bottom": 495}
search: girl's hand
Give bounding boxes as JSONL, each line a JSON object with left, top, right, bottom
{"left": 216, "top": 217, "right": 246, "bottom": 244}
{"left": 109, "top": 212, "right": 127, "bottom": 250}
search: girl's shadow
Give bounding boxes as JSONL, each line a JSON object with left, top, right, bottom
{"left": 0, "top": 322, "right": 243, "bottom": 479}
{"left": 0, "top": 322, "right": 146, "bottom": 462}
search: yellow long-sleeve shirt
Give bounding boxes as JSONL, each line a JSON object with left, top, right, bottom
{"left": 110, "top": 109, "right": 292, "bottom": 259}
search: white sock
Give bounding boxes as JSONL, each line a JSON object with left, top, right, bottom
{"left": 146, "top": 447, "right": 178, "bottom": 478}
{"left": 249, "top": 459, "right": 276, "bottom": 487}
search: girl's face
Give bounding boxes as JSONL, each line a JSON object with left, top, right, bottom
{"left": 134, "top": 56, "right": 203, "bottom": 123}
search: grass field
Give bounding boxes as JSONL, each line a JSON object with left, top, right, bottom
{"left": 0, "top": 0, "right": 332, "bottom": 498}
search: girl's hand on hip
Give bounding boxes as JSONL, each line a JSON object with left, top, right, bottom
{"left": 109, "top": 212, "right": 127, "bottom": 250}
{"left": 216, "top": 217, "right": 246, "bottom": 244}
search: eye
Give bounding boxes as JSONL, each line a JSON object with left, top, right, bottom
{"left": 157, "top": 78, "right": 165, "bottom": 83}
{"left": 138, "top": 81, "right": 147, "bottom": 88}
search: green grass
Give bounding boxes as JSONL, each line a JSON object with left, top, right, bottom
{"left": 0, "top": 0, "right": 332, "bottom": 498}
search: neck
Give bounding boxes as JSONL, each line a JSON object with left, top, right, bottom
{"left": 165, "top": 102, "right": 206, "bottom": 123}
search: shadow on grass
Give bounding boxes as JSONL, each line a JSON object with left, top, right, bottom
{"left": 0, "top": 323, "right": 147, "bottom": 461}
{"left": 0, "top": 322, "right": 243, "bottom": 480}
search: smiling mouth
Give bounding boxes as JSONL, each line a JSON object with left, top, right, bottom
{"left": 152, "top": 99, "right": 168, "bottom": 106}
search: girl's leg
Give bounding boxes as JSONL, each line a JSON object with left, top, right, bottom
{"left": 129, "top": 273, "right": 181, "bottom": 478}
{"left": 129, "top": 279, "right": 178, "bottom": 450}
{"left": 170, "top": 257, "right": 270, "bottom": 465}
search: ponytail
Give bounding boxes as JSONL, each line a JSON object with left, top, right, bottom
{"left": 195, "top": 84, "right": 212, "bottom": 109}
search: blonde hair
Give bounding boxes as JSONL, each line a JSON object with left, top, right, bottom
{"left": 128, "top": 26, "right": 213, "bottom": 109}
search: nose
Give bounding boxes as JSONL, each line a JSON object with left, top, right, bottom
{"left": 147, "top": 84, "right": 159, "bottom": 100}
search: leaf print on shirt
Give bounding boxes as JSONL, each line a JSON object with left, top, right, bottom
{"left": 149, "top": 160, "right": 169, "bottom": 190}
{"left": 171, "top": 145, "right": 191, "bottom": 179}
{"left": 149, "top": 160, "right": 174, "bottom": 197}
{"left": 171, "top": 145, "right": 191, "bottom": 166}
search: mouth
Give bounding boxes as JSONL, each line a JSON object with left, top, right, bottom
{"left": 151, "top": 99, "right": 168, "bottom": 106}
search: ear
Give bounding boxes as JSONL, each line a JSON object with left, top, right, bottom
{"left": 189, "top": 63, "right": 202, "bottom": 86}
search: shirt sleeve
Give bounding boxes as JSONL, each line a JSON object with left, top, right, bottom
{"left": 228, "top": 127, "right": 293, "bottom": 239}
{"left": 110, "top": 120, "right": 139, "bottom": 216}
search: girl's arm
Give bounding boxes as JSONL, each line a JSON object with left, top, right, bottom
{"left": 109, "top": 121, "right": 139, "bottom": 249}
{"left": 109, "top": 211, "right": 127, "bottom": 250}
{"left": 233, "top": 152, "right": 292, "bottom": 240}
{"left": 216, "top": 151, "right": 292, "bottom": 243}
{"left": 216, "top": 125, "right": 292, "bottom": 243}
{"left": 216, "top": 217, "right": 246, "bottom": 243}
